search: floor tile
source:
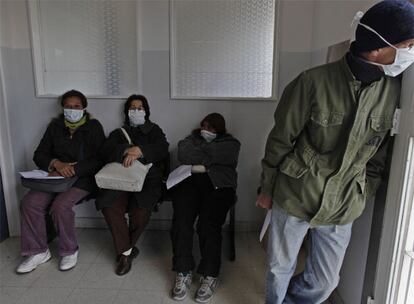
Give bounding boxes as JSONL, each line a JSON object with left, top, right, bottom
{"left": 0, "top": 257, "right": 51, "bottom": 287}
{"left": 121, "top": 263, "right": 173, "bottom": 292}
{"left": 114, "top": 290, "right": 166, "bottom": 304}
{"left": 32, "top": 263, "right": 91, "bottom": 288}
{"left": 77, "top": 263, "right": 125, "bottom": 289}
{"left": 16, "top": 287, "right": 72, "bottom": 304}
{"left": 65, "top": 288, "right": 118, "bottom": 304}
{"left": 0, "top": 286, "right": 28, "bottom": 304}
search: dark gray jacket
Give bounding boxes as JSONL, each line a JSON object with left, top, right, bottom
{"left": 178, "top": 130, "right": 240, "bottom": 189}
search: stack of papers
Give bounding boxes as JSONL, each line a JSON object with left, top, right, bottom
{"left": 19, "top": 170, "right": 64, "bottom": 180}
{"left": 166, "top": 165, "right": 192, "bottom": 189}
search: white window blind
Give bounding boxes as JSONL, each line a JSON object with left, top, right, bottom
{"left": 170, "top": 0, "right": 278, "bottom": 99}
{"left": 28, "top": 0, "right": 139, "bottom": 98}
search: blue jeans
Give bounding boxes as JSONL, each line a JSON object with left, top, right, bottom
{"left": 265, "top": 204, "right": 353, "bottom": 304}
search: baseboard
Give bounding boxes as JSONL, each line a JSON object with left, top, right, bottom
{"left": 75, "top": 217, "right": 261, "bottom": 232}
{"left": 330, "top": 289, "right": 345, "bottom": 304}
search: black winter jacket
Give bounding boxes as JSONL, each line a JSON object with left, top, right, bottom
{"left": 33, "top": 115, "right": 105, "bottom": 194}
{"left": 95, "top": 121, "right": 169, "bottom": 210}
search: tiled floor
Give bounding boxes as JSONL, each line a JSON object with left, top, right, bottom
{"left": 0, "top": 229, "right": 268, "bottom": 304}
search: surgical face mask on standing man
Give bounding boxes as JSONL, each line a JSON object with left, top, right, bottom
{"left": 357, "top": 20, "right": 414, "bottom": 77}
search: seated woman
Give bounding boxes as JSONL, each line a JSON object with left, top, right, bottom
{"left": 96, "top": 94, "right": 169, "bottom": 276}
{"left": 170, "top": 113, "right": 240, "bottom": 303}
{"left": 17, "top": 90, "right": 105, "bottom": 273}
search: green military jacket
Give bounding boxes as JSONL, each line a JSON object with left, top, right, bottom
{"left": 261, "top": 56, "right": 400, "bottom": 225}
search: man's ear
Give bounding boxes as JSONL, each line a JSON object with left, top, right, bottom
{"left": 361, "top": 49, "right": 380, "bottom": 62}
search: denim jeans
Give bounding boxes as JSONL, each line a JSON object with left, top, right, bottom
{"left": 265, "top": 204, "right": 353, "bottom": 304}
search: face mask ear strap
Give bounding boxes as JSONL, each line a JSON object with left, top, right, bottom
{"left": 351, "top": 11, "right": 364, "bottom": 28}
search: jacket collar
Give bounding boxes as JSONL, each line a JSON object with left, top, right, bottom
{"left": 52, "top": 114, "right": 91, "bottom": 132}
{"left": 343, "top": 43, "right": 385, "bottom": 85}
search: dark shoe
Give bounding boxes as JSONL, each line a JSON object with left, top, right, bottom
{"left": 116, "top": 246, "right": 139, "bottom": 262}
{"left": 115, "top": 247, "right": 140, "bottom": 276}
{"left": 116, "top": 255, "right": 131, "bottom": 276}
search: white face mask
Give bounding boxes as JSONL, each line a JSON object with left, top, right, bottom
{"left": 200, "top": 130, "right": 217, "bottom": 142}
{"left": 128, "top": 109, "right": 146, "bottom": 126}
{"left": 357, "top": 21, "right": 414, "bottom": 77}
{"left": 64, "top": 108, "right": 84, "bottom": 123}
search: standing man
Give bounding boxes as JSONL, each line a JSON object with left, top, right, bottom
{"left": 257, "top": 1, "right": 414, "bottom": 303}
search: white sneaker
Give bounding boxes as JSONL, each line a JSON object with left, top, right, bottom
{"left": 195, "top": 276, "right": 218, "bottom": 303}
{"left": 16, "top": 249, "right": 51, "bottom": 274}
{"left": 172, "top": 272, "right": 193, "bottom": 301}
{"left": 59, "top": 250, "right": 78, "bottom": 271}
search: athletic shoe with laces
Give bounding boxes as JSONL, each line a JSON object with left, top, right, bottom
{"left": 171, "top": 272, "right": 192, "bottom": 301}
{"left": 195, "top": 276, "right": 218, "bottom": 303}
{"left": 16, "top": 249, "right": 51, "bottom": 274}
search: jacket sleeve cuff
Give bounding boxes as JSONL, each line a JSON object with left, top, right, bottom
{"left": 48, "top": 159, "right": 58, "bottom": 172}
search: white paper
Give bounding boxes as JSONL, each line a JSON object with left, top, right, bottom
{"left": 19, "top": 169, "right": 64, "bottom": 179}
{"left": 166, "top": 165, "right": 192, "bottom": 189}
{"left": 260, "top": 209, "right": 272, "bottom": 242}
{"left": 391, "top": 108, "right": 401, "bottom": 136}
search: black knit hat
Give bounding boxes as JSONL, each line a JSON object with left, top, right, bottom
{"left": 354, "top": 0, "right": 414, "bottom": 53}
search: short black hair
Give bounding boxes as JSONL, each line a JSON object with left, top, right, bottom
{"left": 201, "top": 113, "right": 227, "bottom": 135}
{"left": 124, "top": 94, "right": 150, "bottom": 125}
{"left": 60, "top": 90, "right": 87, "bottom": 108}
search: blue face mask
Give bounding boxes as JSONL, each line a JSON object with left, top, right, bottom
{"left": 64, "top": 108, "right": 84, "bottom": 123}
{"left": 128, "top": 109, "right": 146, "bottom": 126}
{"left": 200, "top": 130, "right": 217, "bottom": 142}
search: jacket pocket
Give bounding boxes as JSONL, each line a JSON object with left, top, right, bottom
{"left": 308, "top": 111, "right": 344, "bottom": 153}
{"left": 355, "top": 172, "right": 366, "bottom": 195}
{"left": 279, "top": 155, "right": 308, "bottom": 179}
{"left": 370, "top": 116, "right": 393, "bottom": 132}
{"left": 355, "top": 116, "right": 393, "bottom": 166}
{"left": 310, "top": 111, "right": 344, "bottom": 127}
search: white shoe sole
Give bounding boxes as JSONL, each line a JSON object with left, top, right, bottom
{"left": 16, "top": 251, "right": 52, "bottom": 274}
{"left": 59, "top": 263, "right": 76, "bottom": 271}
{"left": 172, "top": 293, "right": 187, "bottom": 301}
{"left": 195, "top": 296, "right": 214, "bottom": 303}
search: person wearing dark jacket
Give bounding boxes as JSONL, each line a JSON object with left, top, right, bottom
{"left": 95, "top": 94, "right": 169, "bottom": 276}
{"left": 170, "top": 113, "right": 240, "bottom": 303}
{"left": 17, "top": 90, "right": 105, "bottom": 274}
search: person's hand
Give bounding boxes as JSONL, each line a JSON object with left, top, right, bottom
{"left": 53, "top": 160, "right": 77, "bottom": 178}
{"left": 48, "top": 171, "right": 62, "bottom": 177}
{"left": 125, "top": 146, "right": 142, "bottom": 158}
{"left": 123, "top": 154, "right": 138, "bottom": 168}
{"left": 256, "top": 193, "right": 273, "bottom": 210}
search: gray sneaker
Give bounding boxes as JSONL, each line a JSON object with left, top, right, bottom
{"left": 172, "top": 272, "right": 192, "bottom": 301}
{"left": 195, "top": 276, "right": 218, "bottom": 303}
